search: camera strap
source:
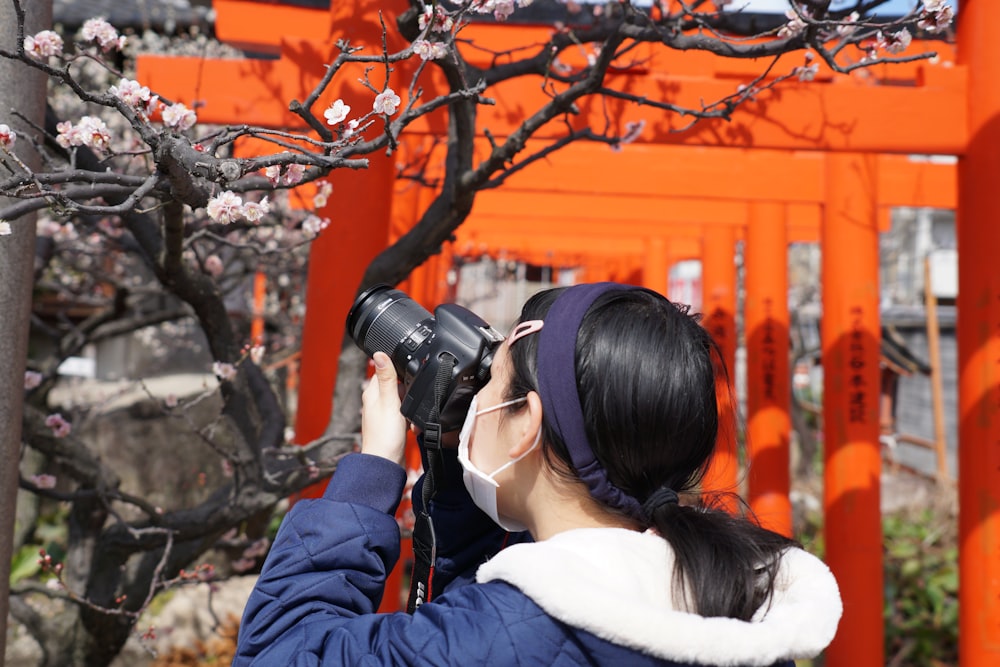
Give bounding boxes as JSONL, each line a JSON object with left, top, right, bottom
{"left": 406, "top": 353, "right": 455, "bottom": 613}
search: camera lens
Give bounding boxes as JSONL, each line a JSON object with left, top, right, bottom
{"left": 347, "top": 285, "right": 433, "bottom": 363}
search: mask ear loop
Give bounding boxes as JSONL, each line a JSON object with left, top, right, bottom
{"left": 508, "top": 320, "right": 544, "bottom": 346}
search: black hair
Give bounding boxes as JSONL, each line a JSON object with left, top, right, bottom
{"left": 504, "top": 286, "right": 798, "bottom": 621}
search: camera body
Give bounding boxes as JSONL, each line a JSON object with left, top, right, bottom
{"left": 347, "top": 285, "right": 505, "bottom": 432}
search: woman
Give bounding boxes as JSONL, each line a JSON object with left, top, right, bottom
{"left": 234, "top": 282, "right": 842, "bottom": 666}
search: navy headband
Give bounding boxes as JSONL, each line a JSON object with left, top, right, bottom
{"left": 535, "top": 282, "right": 645, "bottom": 520}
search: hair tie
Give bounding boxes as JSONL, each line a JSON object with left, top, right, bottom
{"left": 642, "top": 486, "right": 679, "bottom": 520}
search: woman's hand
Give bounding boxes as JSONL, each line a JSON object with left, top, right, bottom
{"left": 360, "top": 352, "right": 407, "bottom": 466}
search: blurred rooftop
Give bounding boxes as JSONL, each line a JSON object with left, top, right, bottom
{"left": 53, "top": 0, "right": 213, "bottom": 32}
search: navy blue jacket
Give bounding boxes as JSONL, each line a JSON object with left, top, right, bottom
{"left": 234, "top": 452, "right": 840, "bottom": 666}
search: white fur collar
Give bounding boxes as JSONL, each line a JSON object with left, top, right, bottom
{"left": 476, "top": 528, "right": 842, "bottom": 666}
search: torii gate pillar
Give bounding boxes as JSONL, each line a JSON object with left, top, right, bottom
{"left": 293, "top": 0, "right": 409, "bottom": 496}
{"left": 745, "top": 202, "right": 792, "bottom": 537}
{"left": 643, "top": 236, "right": 670, "bottom": 293}
{"left": 702, "top": 225, "right": 739, "bottom": 507}
{"left": 957, "top": 2, "right": 1000, "bottom": 663}
{"left": 823, "top": 153, "right": 883, "bottom": 666}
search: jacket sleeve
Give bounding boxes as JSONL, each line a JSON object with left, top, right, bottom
{"left": 234, "top": 453, "right": 406, "bottom": 664}
{"left": 233, "top": 453, "right": 520, "bottom": 666}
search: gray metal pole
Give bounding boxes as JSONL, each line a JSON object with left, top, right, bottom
{"left": 0, "top": 1, "right": 52, "bottom": 663}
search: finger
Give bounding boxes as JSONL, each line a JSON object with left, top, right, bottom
{"left": 372, "top": 351, "right": 398, "bottom": 389}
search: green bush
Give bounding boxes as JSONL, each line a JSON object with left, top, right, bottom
{"left": 792, "top": 489, "right": 957, "bottom": 667}
{"left": 883, "top": 508, "right": 958, "bottom": 666}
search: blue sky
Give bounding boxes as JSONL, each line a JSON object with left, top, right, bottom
{"left": 721, "top": 0, "right": 957, "bottom": 16}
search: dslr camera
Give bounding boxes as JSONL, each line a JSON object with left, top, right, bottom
{"left": 347, "top": 285, "right": 505, "bottom": 433}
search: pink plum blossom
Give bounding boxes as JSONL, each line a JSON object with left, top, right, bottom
{"left": 282, "top": 163, "right": 306, "bottom": 186}
{"left": 343, "top": 118, "right": 360, "bottom": 139}
{"left": 241, "top": 196, "right": 271, "bottom": 222}
{"left": 24, "top": 370, "right": 42, "bottom": 389}
{"left": 796, "top": 63, "right": 820, "bottom": 82}
{"left": 164, "top": 394, "right": 178, "bottom": 408}
{"left": 778, "top": 7, "right": 808, "bottom": 39}
{"left": 110, "top": 78, "right": 152, "bottom": 109}
{"left": 323, "top": 100, "right": 350, "bottom": 125}
{"left": 836, "top": 12, "right": 859, "bottom": 37}
{"left": 490, "top": 0, "right": 516, "bottom": 21}
{"left": 264, "top": 165, "right": 281, "bottom": 186}
{"left": 53, "top": 222, "right": 78, "bottom": 242}
{"left": 313, "top": 181, "right": 333, "bottom": 208}
{"left": 81, "top": 18, "right": 126, "bottom": 52}
{"left": 413, "top": 39, "right": 449, "bottom": 61}
{"left": 204, "top": 254, "right": 224, "bottom": 277}
{"left": 373, "top": 88, "right": 401, "bottom": 116}
{"left": 206, "top": 191, "right": 244, "bottom": 224}
{"left": 24, "top": 30, "right": 63, "bottom": 60}
{"left": 162, "top": 102, "right": 197, "bottom": 131}
{"left": 231, "top": 557, "right": 256, "bottom": 573}
{"left": 213, "top": 361, "right": 238, "bottom": 381}
{"left": 918, "top": 0, "right": 954, "bottom": 33}
{"left": 30, "top": 474, "right": 57, "bottom": 489}
{"left": 621, "top": 119, "right": 646, "bottom": 145}
{"left": 418, "top": 5, "right": 454, "bottom": 33}
{"left": 44, "top": 413, "right": 72, "bottom": 438}
{"left": 302, "top": 215, "right": 330, "bottom": 236}
{"left": 244, "top": 537, "right": 271, "bottom": 559}
{"left": 0, "top": 123, "right": 15, "bottom": 149}
{"left": 250, "top": 345, "right": 265, "bottom": 364}
{"left": 876, "top": 28, "right": 912, "bottom": 55}
{"left": 464, "top": 0, "right": 534, "bottom": 21}
{"left": 56, "top": 116, "right": 112, "bottom": 151}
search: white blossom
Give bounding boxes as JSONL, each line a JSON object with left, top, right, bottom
{"left": 323, "top": 99, "right": 350, "bottom": 125}
{"left": 373, "top": 88, "right": 401, "bottom": 116}
{"left": 162, "top": 102, "right": 197, "bottom": 131}
{"left": 81, "top": 18, "right": 126, "bottom": 52}
{"left": 206, "top": 191, "right": 244, "bottom": 224}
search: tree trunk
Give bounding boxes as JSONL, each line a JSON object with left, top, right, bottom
{"left": 0, "top": 0, "right": 52, "bottom": 661}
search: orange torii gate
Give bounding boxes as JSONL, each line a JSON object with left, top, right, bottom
{"left": 406, "top": 139, "right": 956, "bottom": 530}
{"left": 136, "top": 2, "right": 998, "bottom": 665}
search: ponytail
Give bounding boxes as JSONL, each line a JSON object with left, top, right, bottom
{"left": 648, "top": 501, "right": 798, "bottom": 620}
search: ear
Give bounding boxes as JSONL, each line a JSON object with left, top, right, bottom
{"left": 508, "top": 391, "right": 544, "bottom": 459}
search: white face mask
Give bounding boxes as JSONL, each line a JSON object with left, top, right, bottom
{"left": 457, "top": 394, "right": 541, "bottom": 533}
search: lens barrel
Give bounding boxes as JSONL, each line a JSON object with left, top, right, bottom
{"left": 347, "top": 285, "right": 433, "bottom": 362}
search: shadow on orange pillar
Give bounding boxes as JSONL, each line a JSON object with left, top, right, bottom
{"left": 957, "top": 2, "right": 1000, "bottom": 664}
{"left": 701, "top": 225, "right": 739, "bottom": 509}
{"left": 744, "top": 202, "right": 792, "bottom": 537}
{"left": 822, "top": 153, "right": 883, "bottom": 666}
